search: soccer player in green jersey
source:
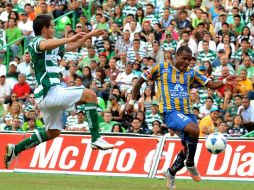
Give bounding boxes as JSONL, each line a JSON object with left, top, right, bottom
{"left": 4, "top": 15, "right": 113, "bottom": 169}
{"left": 127, "top": 46, "right": 235, "bottom": 189}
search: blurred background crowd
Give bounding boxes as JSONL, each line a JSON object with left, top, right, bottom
{"left": 0, "top": 0, "right": 254, "bottom": 138}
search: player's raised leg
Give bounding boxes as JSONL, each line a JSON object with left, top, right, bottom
{"left": 78, "top": 88, "right": 114, "bottom": 150}
{"left": 5, "top": 129, "right": 60, "bottom": 169}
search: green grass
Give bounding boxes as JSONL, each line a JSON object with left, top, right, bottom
{"left": 0, "top": 173, "right": 253, "bottom": 190}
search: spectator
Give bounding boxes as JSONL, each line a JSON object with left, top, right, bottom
{"left": 115, "top": 62, "right": 137, "bottom": 96}
{"left": 13, "top": 73, "right": 30, "bottom": 103}
{"left": 236, "top": 55, "right": 254, "bottom": 81}
{"left": 235, "top": 38, "right": 254, "bottom": 67}
{"left": 79, "top": 47, "right": 99, "bottom": 69}
{"left": 108, "top": 94, "right": 122, "bottom": 122}
{"left": 4, "top": 101, "right": 24, "bottom": 126}
{"left": 6, "top": 61, "right": 19, "bottom": 89}
{"left": 112, "top": 5, "right": 124, "bottom": 29}
{"left": 18, "top": 11, "right": 34, "bottom": 46}
{"left": 176, "top": 31, "right": 197, "bottom": 56}
{"left": 17, "top": 52, "right": 32, "bottom": 76}
{"left": 0, "top": 72, "right": 11, "bottom": 120}
{"left": 65, "top": 111, "right": 89, "bottom": 132}
{"left": 151, "top": 120, "right": 163, "bottom": 136}
{"left": 111, "top": 123, "right": 124, "bottom": 133}
{"left": 235, "top": 69, "right": 253, "bottom": 96}
{"left": 139, "top": 86, "right": 156, "bottom": 113}
{"left": 99, "top": 111, "right": 118, "bottom": 132}
{"left": 90, "top": 67, "right": 111, "bottom": 100}
{"left": 197, "top": 41, "right": 217, "bottom": 65}
{"left": 217, "top": 122, "right": 229, "bottom": 137}
{"left": 82, "top": 66, "right": 93, "bottom": 89}
{"left": 199, "top": 107, "right": 220, "bottom": 137}
{"left": 147, "top": 40, "right": 164, "bottom": 63}
{"left": 224, "top": 94, "right": 243, "bottom": 126}
{"left": 23, "top": 117, "right": 43, "bottom": 131}
{"left": 177, "top": 10, "right": 191, "bottom": 31}
{"left": 0, "top": 2, "right": 13, "bottom": 23}
{"left": 199, "top": 97, "right": 218, "bottom": 118}
{"left": 127, "top": 117, "right": 146, "bottom": 134}
{"left": 36, "top": 2, "right": 54, "bottom": 18}
{"left": 5, "top": 18, "right": 22, "bottom": 60}
{"left": 227, "top": 115, "right": 248, "bottom": 137}
{"left": 22, "top": 110, "right": 44, "bottom": 131}
{"left": 127, "top": 39, "right": 146, "bottom": 63}
{"left": 238, "top": 96, "right": 254, "bottom": 131}
{"left": 24, "top": 3, "right": 36, "bottom": 21}
{"left": 116, "top": 51, "right": 128, "bottom": 72}
{"left": 197, "top": 32, "right": 217, "bottom": 53}
{"left": 4, "top": 116, "right": 22, "bottom": 131}
{"left": 145, "top": 101, "right": 163, "bottom": 132}
{"left": 23, "top": 93, "right": 39, "bottom": 116}
{"left": 212, "top": 56, "right": 235, "bottom": 79}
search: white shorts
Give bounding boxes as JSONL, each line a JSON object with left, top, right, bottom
{"left": 38, "top": 86, "right": 84, "bottom": 130}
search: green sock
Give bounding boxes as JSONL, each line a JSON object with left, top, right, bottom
{"left": 85, "top": 103, "right": 101, "bottom": 142}
{"left": 14, "top": 130, "right": 48, "bottom": 155}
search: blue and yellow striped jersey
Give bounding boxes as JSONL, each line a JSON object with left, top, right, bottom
{"left": 142, "top": 62, "right": 208, "bottom": 114}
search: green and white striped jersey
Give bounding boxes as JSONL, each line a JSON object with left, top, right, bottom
{"left": 197, "top": 50, "right": 217, "bottom": 63}
{"left": 161, "top": 40, "right": 177, "bottom": 51}
{"left": 28, "top": 36, "right": 65, "bottom": 103}
{"left": 122, "top": 5, "right": 138, "bottom": 16}
{"left": 63, "top": 51, "right": 82, "bottom": 62}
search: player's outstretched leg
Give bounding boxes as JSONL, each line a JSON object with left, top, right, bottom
{"left": 4, "top": 129, "right": 57, "bottom": 169}
{"left": 184, "top": 123, "right": 201, "bottom": 182}
{"left": 164, "top": 149, "right": 186, "bottom": 189}
{"left": 79, "top": 89, "right": 114, "bottom": 150}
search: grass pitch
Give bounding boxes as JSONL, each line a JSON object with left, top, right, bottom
{"left": 0, "top": 173, "right": 253, "bottom": 190}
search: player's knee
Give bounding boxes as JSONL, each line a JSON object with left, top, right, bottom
{"left": 80, "top": 89, "right": 97, "bottom": 104}
{"left": 47, "top": 129, "right": 61, "bottom": 140}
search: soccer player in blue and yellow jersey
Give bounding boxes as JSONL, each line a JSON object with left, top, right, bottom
{"left": 127, "top": 46, "right": 235, "bottom": 190}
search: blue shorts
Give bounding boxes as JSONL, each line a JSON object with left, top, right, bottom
{"left": 163, "top": 111, "right": 197, "bottom": 140}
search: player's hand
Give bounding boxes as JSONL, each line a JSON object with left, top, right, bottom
{"left": 225, "top": 75, "right": 236, "bottom": 85}
{"left": 87, "top": 29, "right": 104, "bottom": 38}
{"left": 69, "top": 32, "right": 86, "bottom": 42}
{"left": 126, "top": 104, "right": 134, "bottom": 114}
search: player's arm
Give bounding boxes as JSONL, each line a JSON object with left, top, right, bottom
{"left": 65, "top": 29, "right": 104, "bottom": 52}
{"left": 205, "top": 75, "right": 236, "bottom": 89}
{"left": 39, "top": 33, "right": 85, "bottom": 51}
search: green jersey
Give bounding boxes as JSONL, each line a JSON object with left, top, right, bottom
{"left": 28, "top": 36, "right": 65, "bottom": 103}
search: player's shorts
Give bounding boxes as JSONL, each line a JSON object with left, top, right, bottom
{"left": 163, "top": 110, "right": 197, "bottom": 140}
{"left": 38, "top": 86, "right": 84, "bottom": 130}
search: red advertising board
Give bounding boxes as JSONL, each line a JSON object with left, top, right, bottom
{"left": 14, "top": 134, "right": 159, "bottom": 177}
{"left": 0, "top": 133, "right": 254, "bottom": 180}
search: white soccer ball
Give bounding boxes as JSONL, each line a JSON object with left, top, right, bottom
{"left": 205, "top": 133, "right": 227, "bottom": 154}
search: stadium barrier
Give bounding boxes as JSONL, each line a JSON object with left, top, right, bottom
{"left": 0, "top": 132, "right": 253, "bottom": 181}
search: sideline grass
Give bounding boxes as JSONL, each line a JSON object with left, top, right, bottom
{"left": 0, "top": 173, "right": 253, "bottom": 190}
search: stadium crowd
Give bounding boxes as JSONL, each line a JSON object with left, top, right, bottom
{"left": 0, "top": 0, "right": 254, "bottom": 138}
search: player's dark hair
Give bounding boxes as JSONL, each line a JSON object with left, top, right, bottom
{"left": 176, "top": 46, "right": 192, "bottom": 56}
{"left": 33, "top": 15, "right": 52, "bottom": 36}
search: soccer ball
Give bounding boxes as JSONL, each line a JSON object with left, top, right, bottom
{"left": 205, "top": 133, "right": 227, "bottom": 154}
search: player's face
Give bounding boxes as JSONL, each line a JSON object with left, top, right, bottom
{"left": 175, "top": 52, "right": 192, "bottom": 72}
{"left": 45, "top": 21, "right": 55, "bottom": 39}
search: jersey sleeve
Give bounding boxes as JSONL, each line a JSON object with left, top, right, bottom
{"left": 29, "top": 37, "right": 44, "bottom": 54}
{"left": 193, "top": 69, "right": 210, "bottom": 86}
{"left": 141, "top": 63, "right": 160, "bottom": 81}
